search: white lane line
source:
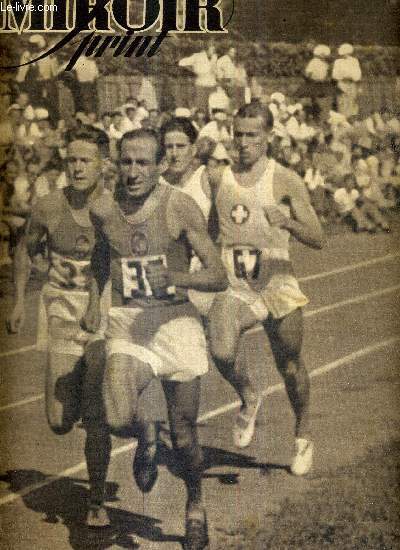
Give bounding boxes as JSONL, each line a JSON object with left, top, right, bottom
{"left": 1, "top": 252, "right": 398, "bottom": 362}
{"left": 2, "top": 283, "right": 400, "bottom": 412}
{"left": 305, "top": 284, "right": 400, "bottom": 317}
{"left": 0, "top": 441, "right": 136, "bottom": 508}
{"left": 0, "top": 345, "right": 36, "bottom": 359}
{"left": 199, "top": 336, "right": 400, "bottom": 422}
{"left": 298, "top": 252, "right": 400, "bottom": 283}
{"left": 0, "top": 394, "right": 45, "bottom": 413}
{"left": 247, "top": 284, "right": 400, "bottom": 336}
{"left": 0, "top": 335, "right": 398, "bottom": 508}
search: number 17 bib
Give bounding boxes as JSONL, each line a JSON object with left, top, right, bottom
{"left": 121, "top": 254, "right": 176, "bottom": 299}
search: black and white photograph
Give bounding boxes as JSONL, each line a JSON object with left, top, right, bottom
{"left": 0, "top": 1, "right": 399, "bottom": 548}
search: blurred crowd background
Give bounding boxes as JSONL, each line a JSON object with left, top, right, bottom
{"left": 0, "top": 21, "right": 399, "bottom": 271}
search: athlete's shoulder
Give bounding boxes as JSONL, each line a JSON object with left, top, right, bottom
{"left": 274, "top": 161, "right": 303, "bottom": 184}
{"left": 167, "top": 185, "right": 204, "bottom": 217}
{"left": 35, "top": 188, "right": 64, "bottom": 210}
{"left": 90, "top": 191, "right": 116, "bottom": 222}
{"left": 32, "top": 188, "right": 64, "bottom": 220}
{"left": 166, "top": 185, "right": 206, "bottom": 237}
{"left": 273, "top": 161, "right": 308, "bottom": 196}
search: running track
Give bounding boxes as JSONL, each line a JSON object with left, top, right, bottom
{"left": 0, "top": 224, "right": 399, "bottom": 549}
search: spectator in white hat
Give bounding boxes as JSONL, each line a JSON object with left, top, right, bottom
{"left": 200, "top": 87, "right": 232, "bottom": 145}
{"left": 70, "top": 56, "right": 99, "bottom": 114}
{"left": 15, "top": 92, "right": 35, "bottom": 123}
{"left": 108, "top": 111, "right": 124, "bottom": 140}
{"left": 333, "top": 44, "right": 362, "bottom": 82}
{"left": 174, "top": 107, "right": 192, "bottom": 118}
{"left": 332, "top": 43, "right": 362, "bottom": 118}
{"left": 137, "top": 75, "right": 158, "bottom": 111}
{"left": 16, "top": 35, "right": 60, "bottom": 119}
{"left": 26, "top": 107, "right": 49, "bottom": 143}
{"left": 208, "top": 86, "right": 230, "bottom": 118}
{"left": 7, "top": 104, "right": 27, "bottom": 145}
{"left": 119, "top": 102, "right": 142, "bottom": 134}
{"left": 179, "top": 42, "right": 218, "bottom": 112}
{"left": 302, "top": 44, "right": 333, "bottom": 121}
{"left": 286, "top": 104, "right": 302, "bottom": 139}
{"left": 216, "top": 46, "right": 238, "bottom": 84}
{"left": 286, "top": 103, "right": 316, "bottom": 142}
{"left": 199, "top": 108, "right": 232, "bottom": 145}
{"left": 306, "top": 45, "right": 331, "bottom": 82}
{"left": 270, "top": 92, "right": 286, "bottom": 105}
{"left": 0, "top": 80, "right": 11, "bottom": 114}
{"left": 269, "top": 96, "right": 289, "bottom": 141}
{"left": 216, "top": 46, "right": 247, "bottom": 110}
{"left": 269, "top": 92, "right": 289, "bottom": 128}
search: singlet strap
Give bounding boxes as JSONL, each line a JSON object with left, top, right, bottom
{"left": 261, "top": 158, "right": 276, "bottom": 205}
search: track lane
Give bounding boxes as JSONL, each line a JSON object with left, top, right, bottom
{"left": 1, "top": 340, "right": 399, "bottom": 550}
{"left": 1, "top": 251, "right": 399, "bottom": 408}
{"left": 0, "top": 227, "right": 399, "bottom": 549}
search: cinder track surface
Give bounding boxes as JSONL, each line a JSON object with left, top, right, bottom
{"left": 0, "top": 224, "right": 399, "bottom": 549}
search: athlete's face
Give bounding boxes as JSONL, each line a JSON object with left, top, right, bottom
{"left": 163, "top": 130, "right": 195, "bottom": 177}
{"left": 234, "top": 116, "right": 268, "bottom": 168}
{"left": 119, "top": 137, "right": 159, "bottom": 199}
{"left": 66, "top": 140, "right": 102, "bottom": 191}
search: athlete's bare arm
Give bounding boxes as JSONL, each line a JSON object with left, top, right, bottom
{"left": 8, "top": 206, "right": 47, "bottom": 333}
{"left": 266, "top": 167, "right": 325, "bottom": 250}
{"left": 168, "top": 193, "right": 228, "bottom": 292}
{"left": 81, "top": 210, "right": 110, "bottom": 334}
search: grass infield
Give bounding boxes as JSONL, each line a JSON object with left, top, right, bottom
{"left": 215, "top": 440, "right": 400, "bottom": 549}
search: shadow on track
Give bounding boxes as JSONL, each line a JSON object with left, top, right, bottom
{"left": 0, "top": 470, "right": 182, "bottom": 549}
{"left": 157, "top": 435, "right": 290, "bottom": 486}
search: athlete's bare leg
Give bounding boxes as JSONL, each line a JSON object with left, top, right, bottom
{"left": 45, "top": 341, "right": 112, "bottom": 525}
{"left": 102, "top": 354, "right": 154, "bottom": 433}
{"left": 45, "top": 352, "right": 83, "bottom": 435}
{"left": 208, "top": 293, "right": 260, "bottom": 413}
{"left": 263, "top": 308, "right": 310, "bottom": 438}
{"left": 82, "top": 340, "right": 112, "bottom": 516}
{"left": 162, "top": 377, "right": 207, "bottom": 544}
{"left": 45, "top": 314, "right": 87, "bottom": 434}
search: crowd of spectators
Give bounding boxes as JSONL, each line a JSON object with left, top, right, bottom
{"left": 0, "top": 36, "right": 399, "bottom": 271}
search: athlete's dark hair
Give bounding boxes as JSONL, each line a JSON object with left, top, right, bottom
{"left": 117, "top": 128, "right": 163, "bottom": 164}
{"left": 235, "top": 102, "right": 274, "bottom": 131}
{"left": 66, "top": 125, "right": 110, "bottom": 158}
{"left": 159, "top": 117, "right": 198, "bottom": 147}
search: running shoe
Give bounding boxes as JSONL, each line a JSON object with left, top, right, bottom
{"left": 133, "top": 432, "right": 159, "bottom": 493}
{"left": 291, "top": 438, "right": 313, "bottom": 476}
{"left": 232, "top": 396, "right": 262, "bottom": 448}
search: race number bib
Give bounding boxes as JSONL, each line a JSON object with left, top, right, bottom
{"left": 233, "top": 247, "right": 262, "bottom": 280}
{"left": 49, "top": 252, "right": 91, "bottom": 290}
{"left": 121, "top": 254, "right": 176, "bottom": 299}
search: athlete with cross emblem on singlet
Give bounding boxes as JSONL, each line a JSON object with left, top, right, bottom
{"left": 207, "top": 102, "right": 325, "bottom": 475}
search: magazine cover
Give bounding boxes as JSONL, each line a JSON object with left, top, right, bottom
{"left": 0, "top": 1, "right": 399, "bottom": 549}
